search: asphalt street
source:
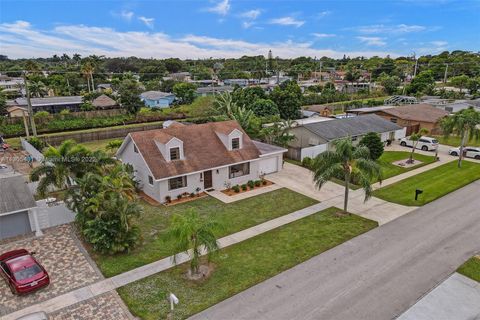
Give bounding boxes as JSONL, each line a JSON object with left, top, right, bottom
{"left": 190, "top": 180, "right": 480, "bottom": 320}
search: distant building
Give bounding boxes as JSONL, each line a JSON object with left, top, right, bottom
{"left": 196, "top": 85, "right": 234, "bottom": 96}
{"left": 347, "top": 104, "right": 449, "bottom": 135}
{"left": 6, "top": 96, "right": 83, "bottom": 113}
{"left": 97, "top": 83, "right": 112, "bottom": 92}
{"left": 6, "top": 106, "right": 28, "bottom": 118}
{"left": 92, "top": 94, "right": 119, "bottom": 109}
{"left": 140, "top": 91, "right": 175, "bottom": 108}
{"left": 0, "top": 75, "right": 24, "bottom": 97}
{"left": 166, "top": 72, "right": 191, "bottom": 82}
{"left": 384, "top": 95, "right": 418, "bottom": 105}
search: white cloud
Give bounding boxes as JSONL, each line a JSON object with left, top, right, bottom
{"left": 269, "top": 17, "right": 305, "bottom": 28}
{"left": 138, "top": 16, "right": 154, "bottom": 28}
{"left": 431, "top": 40, "right": 448, "bottom": 47}
{"left": 357, "top": 36, "right": 387, "bottom": 46}
{"left": 206, "top": 0, "right": 230, "bottom": 16}
{"left": 120, "top": 11, "right": 134, "bottom": 21}
{"left": 355, "top": 24, "right": 428, "bottom": 34}
{"left": 240, "top": 9, "right": 261, "bottom": 20}
{"left": 242, "top": 21, "right": 254, "bottom": 29}
{"left": 0, "top": 20, "right": 402, "bottom": 59}
{"left": 312, "top": 33, "right": 336, "bottom": 38}
{"left": 317, "top": 11, "right": 332, "bottom": 18}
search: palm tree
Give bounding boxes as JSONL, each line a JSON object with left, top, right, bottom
{"left": 213, "top": 92, "right": 253, "bottom": 130}
{"left": 81, "top": 61, "right": 94, "bottom": 92}
{"left": 28, "top": 80, "right": 48, "bottom": 97}
{"left": 407, "top": 128, "right": 429, "bottom": 163}
{"left": 311, "top": 138, "right": 382, "bottom": 213}
{"left": 168, "top": 209, "right": 221, "bottom": 276}
{"left": 441, "top": 107, "right": 480, "bottom": 168}
{"left": 30, "top": 140, "right": 93, "bottom": 196}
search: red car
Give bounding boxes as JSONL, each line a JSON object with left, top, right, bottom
{"left": 0, "top": 249, "right": 50, "bottom": 295}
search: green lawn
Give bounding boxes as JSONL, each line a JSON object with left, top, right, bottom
{"left": 118, "top": 207, "right": 377, "bottom": 320}
{"left": 81, "top": 138, "right": 121, "bottom": 151}
{"left": 378, "top": 151, "right": 436, "bottom": 180}
{"left": 433, "top": 135, "right": 480, "bottom": 147}
{"left": 373, "top": 160, "right": 480, "bottom": 206}
{"left": 93, "top": 188, "right": 318, "bottom": 277}
{"left": 457, "top": 256, "right": 480, "bottom": 283}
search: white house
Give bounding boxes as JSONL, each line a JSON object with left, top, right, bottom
{"left": 116, "top": 120, "right": 286, "bottom": 203}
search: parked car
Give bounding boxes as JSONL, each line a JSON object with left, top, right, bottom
{"left": 0, "top": 249, "right": 50, "bottom": 295}
{"left": 400, "top": 136, "right": 439, "bottom": 151}
{"left": 448, "top": 146, "right": 480, "bottom": 159}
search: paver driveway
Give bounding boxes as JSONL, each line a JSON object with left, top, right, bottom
{"left": 0, "top": 225, "right": 101, "bottom": 316}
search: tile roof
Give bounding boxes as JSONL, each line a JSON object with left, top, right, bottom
{"left": 0, "top": 175, "right": 36, "bottom": 215}
{"left": 380, "top": 104, "right": 449, "bottom": 123}
{"left": 92, "top": 94, "right": 118, "bottom": 108}
{"left": 128, "top": 120, "right": 261, "bottom": 179}
{"left": 303, "top": 114, "right": 403, "bottom": 141}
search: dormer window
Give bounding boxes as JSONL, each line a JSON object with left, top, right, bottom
{"left": 170, "top": 147, "right": 180, "bottom": 160}
{"left": 231, "top": 138, "right": 240, "bottom": 150}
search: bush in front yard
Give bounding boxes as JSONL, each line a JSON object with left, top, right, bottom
{"left": 255, "top": 180, "right": 262, "bottom": 187}
{"left": 247, "top": 180, "right": 255, "bottom": 189}
{"left": 302, "top": 157, "right": 313, "bottom": 169}
{"left": 241, "top": 184, "right": 248, "bottom": 191}
{"left": 27, "top": 136, "right": 46, "bottom": 151}
{"left": 232, "top": 185, "right": 240, "bottom": 193}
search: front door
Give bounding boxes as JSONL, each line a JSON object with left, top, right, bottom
{"left": 203, "top": 170, "right": 213, "bottom": 189}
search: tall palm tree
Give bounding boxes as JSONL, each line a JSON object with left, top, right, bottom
{"left": 441, "top": 107, "right": 480, "bottom": 168}
{"left": 81, "top": 61, "right": 94, "bottom": 92}
{"left": 30, "top": 140, "right": 93, "bottom": 196}
{"left": 311, "top": 138, "right": 382, "bottom": 213}
{"left": 28, "top": 80, "right": 48, "bottom": 97}
{"left": 168, "top": 209, "right": 221, "bottom": 275}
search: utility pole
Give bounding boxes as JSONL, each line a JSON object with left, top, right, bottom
{"left": 22, "top": 71, "right": 37, "bottom": 137}
{"left": 443, "top": 63, "right": 449, "bottom": 83}
{"left": 413, "top": 53, "right": 418, "bottom": 78}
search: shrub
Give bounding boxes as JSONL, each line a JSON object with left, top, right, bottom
{"left": 262, "top": 179, "right": 267, "bottom": 185}
{"left": 27, "top": 137, "right": 46, "bottom": 151}
{"left": 232, "top": 185, "right": 240, "bottom": 193}
{"left": 302, "top": 157, "right": 313, "bottom": 169}
{"left": 59, "top": 109, "right": 71, "bottom": 116}
{"left": 177, "top": 194, "right": 182, "bottom": 200}
{"left": 359, "top": 132, "right": 384, "bottom": 160}
{"left": 34, "top": 111, "right": 50, "bottom": 119}
{"left": 165, "top": 195, "right": 172, "bottom": 203}
{"left": 255, "top": 180, "right": 261, "bottom": 187}
{"left": 190, "top": 192, "right": 195, "bottom": 198}
{"left": 247, "top": 180, "right": 255, "bottom": 189}
{"left": 241, "top": 184, "right": 248, "bottom": 191}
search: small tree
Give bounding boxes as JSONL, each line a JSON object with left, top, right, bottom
{"left": 359, "top": 132, "right": 384, "bottom": 160}
{"left": 407, "top": 128, "right": 429, "bottom": 163}
{"left": 449, "top": 75, "right": 470, "bottom": 93}
{"left": 173, "top": 82, "right": 197, "bottom": 104}
{"left": 119, "top": 79, "right": 143, "bottom": 115}
{"left": 311, "top": 138, "right": 382, "bottom": 213}
{"left": 251, "top": 99, "right": 279, "bottom": 117}
{"left": 168, "top": 209, "right": 221, "bottom": 276}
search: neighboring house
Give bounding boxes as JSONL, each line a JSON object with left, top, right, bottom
{"left": 347, "top": 104, "right": 449, "bottom": 135}
{"left": 168, "top": 72, "right": 192, "bottom": 82}
{"left": 196, "top": 85, "right": 234, "bottom": 96}
{"left": 97, "top": 83, "right": 112, "bottom": 92}
{"left": 286, "top": 114, "right": 405, "bottom": 161}
{"left": 140, "top": 91, "right": 176, "bottom": 108}
{"left": 300, "top": 110, "right": 320, "bottom": 118}
{"left": 0, "top": 173, "right": 40, "bottom": 240}
{"left": 0, "top": 75, "right": 24, "bottom": 98}
{"left": 302, "top": 105, "right": 335, "bottom": 117}
{"left": 116, "top": 120, "right": 286, "bottom": 203}
{"left": 6, "top": 96, "right": 83, "bottom": 113}
{"left": 384, "top": 95, "right": 418, "bottom": 105}
{"left": 92, "top": 94, "right": 119, "bottom": 109}
{"left": 6, "top": 106, "right": 28, "bottom": 118}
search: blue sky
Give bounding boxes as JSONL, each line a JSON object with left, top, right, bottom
{"left": 1, "top": 0, "right": 479, "bottom": 59}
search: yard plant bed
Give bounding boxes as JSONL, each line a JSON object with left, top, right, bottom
{"left": 373, "top": 160, "right": 480, "bottom": 206}
{"left": 93, "top": 188, "right": 318, "bottom": 277}
{"left": 117, "top": 207, "right": 377, "bottom": 320}
{"left": 221, "top": 180, "right": 273, "bottom": 196}
{"left": 457, "top": 256, "right": 480, "bottom": 283}
{"left": 378, "top": 151, "right": 435, "bottom": 180}
{"left": 164, "top": 192, "right": 208, "bottom": 206}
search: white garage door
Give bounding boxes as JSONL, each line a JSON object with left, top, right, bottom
{"left": 259, "top": 156, "right": 279, "bottom": 175}
{"left": 0, "top": 211, "right": 32, "bottom": 240}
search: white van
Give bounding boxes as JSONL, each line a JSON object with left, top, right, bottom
{"left": 400, "top": 136, "right": 439, "bottom": 151}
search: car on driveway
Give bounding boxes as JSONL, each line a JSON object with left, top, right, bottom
{"left": 448, "top": 146, "right": 480, "bottom": 159}
{"left": 0, "top": 249, "right": 50, "bottom": 295}
{"left": 400, "top": 136, "right": 439, "bottom": 151}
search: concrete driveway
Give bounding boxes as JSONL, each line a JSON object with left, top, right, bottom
{"left": 268, "top": 163, "right": 415, "bottom": 225}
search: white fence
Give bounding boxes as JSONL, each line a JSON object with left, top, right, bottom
{"left": 300, "top": 144, "right": 328, "bottom": 160}
{"left": 21, "top": 138, "right": 44, "bottom": 161}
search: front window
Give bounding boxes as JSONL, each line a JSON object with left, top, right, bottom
{"left": 231, "top": 138, "right": 240, "bottom": 150}
{"left": 170, "top": 147, "right": 180, "bottom": 160}
{"left": 148, "top": 175, "right": 154, "bottom": 185}
{"left": 133, "top": 144, "right": 139, "bottom": 153}
{"left": 168, "top": 176, "right": 187, "bottom": 190}
{"left": 229, "top": 162, "right": 250, "bottom": 178}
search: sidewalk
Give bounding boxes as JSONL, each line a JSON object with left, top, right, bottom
{"left": 1, "top": 202, "right": 329, "bottom": 320}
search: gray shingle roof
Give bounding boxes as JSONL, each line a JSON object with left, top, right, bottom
{"left": 14, "top": 96, "right": 83, "bottom": 106}
{"left": 0, "top": 175, "right": 36, "bottom": 215}
{"left": 303, "top": 114, "right": 402, "bottom": 141}
{"left": 140, "top": 91, "right": 174, "bottom": 100}
{"left": 252, "top": 141, "right": 287, "bottom": 155}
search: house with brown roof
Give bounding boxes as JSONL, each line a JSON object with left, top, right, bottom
{"left": 116, "top": 120, "right": 286, "bottom": 203}
{"left": 92, "top": 94, "right": 119, "bottom": 109}
{"left": 346, "top": 104, "right": 449, "bottom": 135}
